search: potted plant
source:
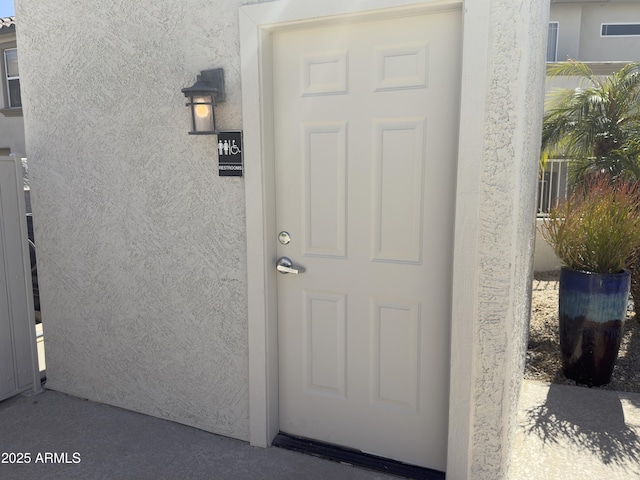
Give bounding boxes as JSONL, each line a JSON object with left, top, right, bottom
{"left": 540, "top": 174, "right": 640, "bottom": 386}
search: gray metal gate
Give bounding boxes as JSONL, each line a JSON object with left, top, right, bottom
{"left": 0, "top": 156, "right": 40, "bottom": 401}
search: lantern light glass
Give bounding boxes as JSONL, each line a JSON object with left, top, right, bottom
{"left": 188, "top": 95, "right": 215, "bottom": 134}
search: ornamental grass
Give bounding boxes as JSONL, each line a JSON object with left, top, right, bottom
{"left": 541, "top": 173, "right": 640, "bottom": 274}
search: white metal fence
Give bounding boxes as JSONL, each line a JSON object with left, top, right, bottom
{"left": 537, "top": 159, "right": 569, "bottom": 216}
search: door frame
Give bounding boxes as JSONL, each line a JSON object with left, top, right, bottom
{"left": 240, "top": 0, "right": 485, "bottom": 474}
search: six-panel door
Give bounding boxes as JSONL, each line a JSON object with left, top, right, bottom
{"left": 273, "top": 10, "right": 461, "bottom": 470}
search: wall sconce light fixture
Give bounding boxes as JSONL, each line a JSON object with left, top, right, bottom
{"left": 182, "top": 68, "right": 225, "bottom": 135}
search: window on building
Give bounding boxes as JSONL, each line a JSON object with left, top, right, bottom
{"left": 4, "top": 48, "right": 20, "bottom": 108}
{"left": 547, "top": 22, "right": 558, "bottom": 62}
{"left": 601, "top": 23, "right": 640, "bottom": 37}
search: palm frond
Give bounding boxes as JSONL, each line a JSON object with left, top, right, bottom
{"left": 541, "top": 60, "right": 640, "bottom": 183}
{"left": 546, "top": 60, "right": 600, "bottom": 89}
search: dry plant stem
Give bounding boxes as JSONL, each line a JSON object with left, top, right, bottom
{"left": 540, "top": 174, "right": 640, "bottom": 274}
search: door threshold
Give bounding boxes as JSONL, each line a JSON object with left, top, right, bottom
{"left": 272, "top": 433, "right": 445, "bottom": 480}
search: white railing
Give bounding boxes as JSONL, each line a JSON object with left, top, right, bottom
{"left": 537, "top": 159, "right": 569, "bottom": 217}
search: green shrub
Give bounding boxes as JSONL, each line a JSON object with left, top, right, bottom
{"left": 541, "top": 174, "right": 640, "bottom": 273}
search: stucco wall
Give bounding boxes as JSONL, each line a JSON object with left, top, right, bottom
{"left": 549, "top": 2, "right": 640, "bottom": 63}
{"left": 15, "top": 0, "right": 272, "bottom": 440}
{"left": 470, "top": 0, "right": 547, "bottom": 477}
{"left": 445, "top": 0, "right": 547, "bottom": 478}
{"left": 534, "top": 219, "right": 561, "bottom": 272}
{"left": 579, "top": 2, "right": 640, "bottom": 62}
{"left": 550, "top": 3, "right": 582, "bottom": 61}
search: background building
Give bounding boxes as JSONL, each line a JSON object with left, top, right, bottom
{"left": 0, "top": 16, "right": 24, "bottom": 157}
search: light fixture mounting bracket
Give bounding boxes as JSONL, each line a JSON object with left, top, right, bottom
{"left": 199, "top": 68, "right": 225, "bottom": 104}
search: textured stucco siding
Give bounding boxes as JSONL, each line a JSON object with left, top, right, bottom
{"left": 579, "top": 3, "right": 640, "bottom": 62}
{"left": 534, "top": 219, "right": 561, "bottom": 272}
{"left": 549, "top": 3, "right": 582, "bottom": 61}
{"left": 14, "top": 0, "right": 271, "bottom": 440}
{"left": 469, "top": 0, "right": 547, "bottom": 477}
{"left": 550, "top": 2, "right": 640, "bottom": 63}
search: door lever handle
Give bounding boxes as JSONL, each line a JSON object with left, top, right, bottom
{"left": 276, "top": 256, "right": 305, "bottom": 274}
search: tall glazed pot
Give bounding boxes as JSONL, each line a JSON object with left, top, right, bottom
{"left": 559, "top": 267, "right": 630, "bottom": 386}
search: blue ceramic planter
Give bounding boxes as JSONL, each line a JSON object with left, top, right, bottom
{"left": 559, "top": 267, "right": 630, "bottom": 386}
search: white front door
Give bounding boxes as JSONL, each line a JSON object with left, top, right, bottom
{"left": 273, "top": 10, "right": 461, "bottom": 470}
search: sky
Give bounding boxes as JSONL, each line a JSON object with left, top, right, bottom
{"left": 0, "top": 0, "right": 14, "bottom": 18}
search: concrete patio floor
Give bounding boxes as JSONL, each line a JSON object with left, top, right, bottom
{"left": 1, "top": 329, "right": 639, "bottom": 479}
{"left": 511, "top": 380, "right": 640, "bottom": 480}
{"left": 1, "top": 380, "right": 639, "bottom": 480}
{"left": 0, "top": 388, "right": 399, "bottom": 480}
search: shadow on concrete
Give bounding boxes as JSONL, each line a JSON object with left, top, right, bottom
{"left": 617, "top": 316, "right": 640, "bottom": 409}
{"left": 627, "top": 391, "right": 640, "bottom": 410}
{"left": 523, "top": 384, "right": 640, "bottom": 467}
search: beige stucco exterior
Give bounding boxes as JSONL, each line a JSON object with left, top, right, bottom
{"left": 15, "top": 0, "right": 548, "bottom": 478}
{"left": 550, "top": 0, "right": 640, "bottom": 62}
{"left": 16, "top": 0, "right": 256, "bottom": 441}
